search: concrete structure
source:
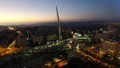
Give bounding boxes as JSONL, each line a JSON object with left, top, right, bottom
{"left": 56, "top": 6, "right": 62, "bottom": 41}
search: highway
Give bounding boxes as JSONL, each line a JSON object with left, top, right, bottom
{"left": 0, "top": 39, "right": 70, "bottom": 68}
{"left": 0, "top": 38, "right": 117, "bottom": 68}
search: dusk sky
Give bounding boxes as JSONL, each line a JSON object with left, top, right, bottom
{"left": 0, "top": 0, "right": 120, "bottom": 25}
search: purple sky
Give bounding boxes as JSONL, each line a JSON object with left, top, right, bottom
{"left": 0, "top": 0, "right": 120, "bottom": 25}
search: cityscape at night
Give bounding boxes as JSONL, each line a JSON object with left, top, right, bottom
{"left": 0, "top": 0, "right": 120, "bottom": 68}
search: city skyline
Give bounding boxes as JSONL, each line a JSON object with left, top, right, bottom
{"left": 0, "top": 0, "right": 120, "bottom": 25}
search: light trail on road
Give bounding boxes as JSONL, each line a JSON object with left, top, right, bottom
{"left": 75, "top": 50, "right": 115, "bottom": 68}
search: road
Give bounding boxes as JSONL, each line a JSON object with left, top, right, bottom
{"left": 0, "top": 38, "right": 117, "bottom": 68}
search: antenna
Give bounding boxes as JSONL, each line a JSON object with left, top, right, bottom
{"left": 56, "top": 6, "right": 61, "bottom": 41}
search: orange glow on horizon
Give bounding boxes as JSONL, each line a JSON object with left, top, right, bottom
{"left": 0, "top": 7, "right": 103, "bottom": 25}
{"left": 0, "top": 16, "right": 56, "bottom": 24}
{"left": 0, "top": 11, "right": 57, "bottom": 25}
{"left": 0, "top": 11, "right": 103, "bottom": 25}
{"left": 0, "top": 9, "right": 97, "bottom": 25}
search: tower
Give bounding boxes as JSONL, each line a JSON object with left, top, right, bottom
{"left": 56, "top": 6, "right": 62, "bottom": 41}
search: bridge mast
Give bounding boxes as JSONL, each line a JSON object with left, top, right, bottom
{"left": 56, "top": 6, "right": 62, "bottom": 41}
